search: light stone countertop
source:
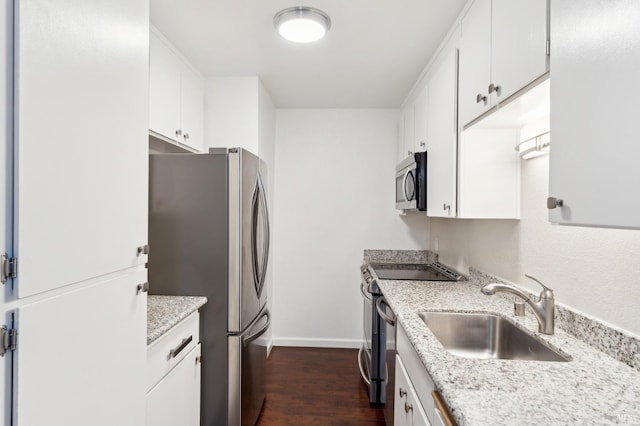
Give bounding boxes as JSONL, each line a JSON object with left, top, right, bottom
{"left": 377, "top": 274, "right": 640, "bottom": 425}
{"left": 147, "top": 295, "right": 207, "bottom": 345}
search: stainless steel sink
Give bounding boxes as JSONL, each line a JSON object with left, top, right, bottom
{"left": 419, "top": 311, "right": 571, "bottom": 362}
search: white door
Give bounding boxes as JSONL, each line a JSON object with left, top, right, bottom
{"left": 426, "top": 30, "right": 459, "bottom": 218}
{"left": 13, "top": 0, "right": 150, "bottom": 298}
{"left": 149, "top": 30, "right": 182, "bottom": 142}
{"left": 458, "top": 0, "right": 491, "bottom": 127}
{"left": 146, "top": 344, "right": 201, "bottom": 426}
{"left": 549, "top": 0, "right": 640, "bottom": 229}
{"left": 13, "top": 269, "right": 148, "bottom": 426}
{"left": 0, "top": 2, "right": 13, "bottom": 424}
{"left": 491, "top": 0, "right": 548, "bottom": 103}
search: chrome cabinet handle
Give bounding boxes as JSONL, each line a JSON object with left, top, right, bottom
{"left": 137, "top": 244, "right": 149, "bottom": 256}
{"left": 183, "top": 133, "right": 190, "bottom": 140}
{"left": 404, "top": 402, "right": 413, "bottom": 413}
{"left": 169, "top": 335, "right": 193, "bottom": 359}
{"left": 136, "top": 282, "right": 149, "bottom": 294}
{"left": 547, "top": 197, "right": 563, "bottom": 209}
{"left": 488, "top": 83, "right": 501, "bottom": 95}
{"left": 407, "top": 150, "right": 413, "bottom": 156}
{"left": 175, "top": 129, "right": 182, "bottom": 137}
{"left": 420, "top": 141, "right": 426, "bottom": 148}
{"left": 399, "top": 388, "right": 407, "bottom": 398}
{"left": 476, "top": 93, "right": 487, "bottom": 104}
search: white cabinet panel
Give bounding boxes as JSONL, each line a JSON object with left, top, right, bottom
{"left": 413, "top": 87, "right": 428, "bottom": 154}
{"left": 395, "top": 355, "right": 431, "bottom": 426}
{"left": 458, "top": 128, "right": 519, "bottom": 219}
{"left": 549, "top": 0, "right": 640, "bottom": 229}
{"left": 13, "top": 270, "right": 147, "bottom": 426}
{"left": 180, "top": 62, "right": 205, "bottom": 153}
{"left": 14, "top": 0, "right": 149, "bottom": 298}
{"left": 403, "top": 105, "right": 415, "bottom": 158}
{"left": 146, "top": 344, "right": 201, "bottom": 426}
{"left": 459, "top": 0, "right": 491, "bottom": 126}
{"left": 491, "top": 0, "right": 548, "bottom": 103}
{"left": 149, "top": 31, "right": 182, "bottom": 142}
{"left": 426, "top": 30, "right": 459, "bottom": 218}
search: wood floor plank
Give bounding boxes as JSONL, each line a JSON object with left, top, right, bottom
{"left": 256, "top": 347, "right": 386, "bottom": 425}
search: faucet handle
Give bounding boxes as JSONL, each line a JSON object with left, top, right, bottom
{"left": 524, "top": 274, "right": 554, "bottom": 298}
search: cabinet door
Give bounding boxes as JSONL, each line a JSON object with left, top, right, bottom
{"left": 149, "top": 31, "right": 182, "bottom": 142}
{"left": 395, "top": 355, "right": 431, "bottom": 426}
{"left": 403, "top": 105, "right": 416, "bottom": 158}
{"left": 14, "top": 0, "right": 149, "bottom": 298}
{"left": 426, "top": 31, "right": 459, "bottom": 218}
{"left": 413, "top": 87, "right": 428, "bottom": 153}
{"left": 458, "top": 0, "right": 491, "bottom": 127}
{"left": 549, "top": 0, "right": 640, "bottom": 229}
{"left": 13, "top": 270, "right": 147, "bottom": 426}
{"left": 491, "top": 0, "right": 548, "bottom": 103}
{"left": 146, "top": 344, "right": 201, "bottom": 426}
{"left": 179, "top": 62, "right": 205, "bottom": 153}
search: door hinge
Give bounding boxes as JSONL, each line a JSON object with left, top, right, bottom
{"left": 0, "top": 325, "right": 17, "bottom": 356}
{"left": 546, "top": 39, "right": 550, "bottom": 56}
{"left": 1, "top": 253, "right": 18, "bottom": 284}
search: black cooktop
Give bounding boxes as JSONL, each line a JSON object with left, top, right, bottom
{"left": 369, "top": 263, "right": 461, "bottom": 282}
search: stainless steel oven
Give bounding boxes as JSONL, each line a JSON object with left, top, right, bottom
{"left": 395, "top": 151, "right": 427, "bottom": 211}
{"left": 359, "top": 265, "right": 384, "bottom": 404}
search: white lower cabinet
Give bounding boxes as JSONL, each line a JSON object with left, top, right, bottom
{"left": 147, "top": 344, "right": 201, "bottom": 426}
{"left": 146, "top": 313, "right": 202, "bottom": 426}
{"left": 395, "top": 355, "right": 430, "bottom": 426}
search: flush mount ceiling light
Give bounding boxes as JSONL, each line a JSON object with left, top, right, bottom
{"left": 273, "top": 6, "right": 331, "bottom": 43}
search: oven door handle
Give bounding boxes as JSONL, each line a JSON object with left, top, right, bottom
{"left": 357, "top": 346, "right": 371, "bottom": 385}
{"left": 360, "top": 282, "right": 373, "bottom": 302}
{"left": 376, "top": 297, "right": 396, "bottom": 326}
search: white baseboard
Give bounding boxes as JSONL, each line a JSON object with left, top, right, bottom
{"left": 272, "top": 337, "right": 363, "bottom": 349}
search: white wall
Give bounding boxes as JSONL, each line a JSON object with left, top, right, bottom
{"left": 204, "top": 76, "right": 259, "bottom": 152}
{"left": 432, "top": 155, "right": 640, "bottom": 335}
{"left": 272, "top": 109, "right": 430, "bottom": 347}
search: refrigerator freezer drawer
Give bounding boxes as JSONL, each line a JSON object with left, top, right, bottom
{"left": 147, "top": 312, "right": 200, "bottom": 391}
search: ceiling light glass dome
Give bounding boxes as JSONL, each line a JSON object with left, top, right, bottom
{"left": 273, "top": 7, "right": 331, "bottom": 43}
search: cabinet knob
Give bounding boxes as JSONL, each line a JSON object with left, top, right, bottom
{"left": 175, "top": 129, "right": 182, "bottom": 137}
{"left": 420, "top": 141, "right": 426, "bottom": 148}
{"left": 476, "top": 93, "right": 487, "bottom": 104}
{"left": 407, "top": 150, "right": 413, "bottom": 156}
{"left": 137, "top": 244, "right": 149, "bottom": 256}
{"left": 399, "top": 388, "right": 407, "bottom": 398}
{"left": 183, "top": 133, "right": 190, "bottom": 141}
{"left": 404, "top": 402, "right": 413, "bottom": 413}
{"left": 488, "top": 83, "right": 501, "bottom": 95}
{"left": 136, "top": 282, "right": 149, "bottom": 294}
{"left": 547, "top": 197, "right": 563, "bottom": 210}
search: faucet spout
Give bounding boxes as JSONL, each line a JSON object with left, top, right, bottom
{"left": 481, "top": 276, "right": 555, "bottom": 335}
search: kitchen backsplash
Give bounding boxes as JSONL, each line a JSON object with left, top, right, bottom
{"left": 363, "top": 249, "right": 438, "bottom": 265}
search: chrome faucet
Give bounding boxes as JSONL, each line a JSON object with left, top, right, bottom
{"left": 481, "top": 274, "right": 555, "bottom": 335}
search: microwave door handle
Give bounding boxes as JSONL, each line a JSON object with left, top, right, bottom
{"left": 402, "top": 169, "right": 411, "bottom": 202}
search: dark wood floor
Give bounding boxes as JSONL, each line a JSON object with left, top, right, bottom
{"left": 256, "top": 347, "right": 386, "bottom": 425}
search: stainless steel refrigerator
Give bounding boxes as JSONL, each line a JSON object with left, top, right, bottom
{"left": 148, "top": 147, "right": 271, "bottom": 426}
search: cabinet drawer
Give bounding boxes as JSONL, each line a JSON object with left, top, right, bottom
{"left": 397, "top": 325, "right": 435, "bottom": 422}
{"left": 147, "top": 312, "right": 199, "bottom": 390}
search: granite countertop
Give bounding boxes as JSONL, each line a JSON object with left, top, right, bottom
{"left": 377, "top": 270, "right": 640, "bottom": 425}
{"left": 147, "top": 295, "right": 207, "bottom": 345}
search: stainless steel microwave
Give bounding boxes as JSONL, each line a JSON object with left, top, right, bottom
{"left": 395, "top": 152, "right": 427, "bottom": 211}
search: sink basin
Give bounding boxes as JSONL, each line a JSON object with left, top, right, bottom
{"left": 419, "top": 311, "right": 571, "bottom": 362}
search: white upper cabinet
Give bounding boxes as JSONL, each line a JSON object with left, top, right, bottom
{"left": 397, "top": 104, "right": 416, "bottom": 162}
{"left": 413, "top": 87, "right": 428, "bottom": 154}
{"left": 14, "top": 0, "right": 149, "bottom": 298}
{"left": 459, "top": 0, "right": 548, "bottom": 127}
{"left": 149, "top": 29, "right": 204, "bottom": 153}
{"left": 426, "top": 28, "right": 460, "bottom": 218}
{"left": 548, "top": 0, "right": 640, "bottom": 229}
{"left": 459, "top": 0, "right": 492, "bottom": 126}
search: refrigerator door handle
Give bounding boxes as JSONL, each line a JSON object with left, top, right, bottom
{"left": 243, "top": 309, "right": 270, "bottom": 347}
{"left": 257, "top": 174, "right": 270, "bottom": 297}
{"left": 250, "top": 180, "right": 261, "bottom": 290}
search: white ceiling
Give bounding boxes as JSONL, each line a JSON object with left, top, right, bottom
{"left": 150, "top": 0, "right": 467, "bottom": 108}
